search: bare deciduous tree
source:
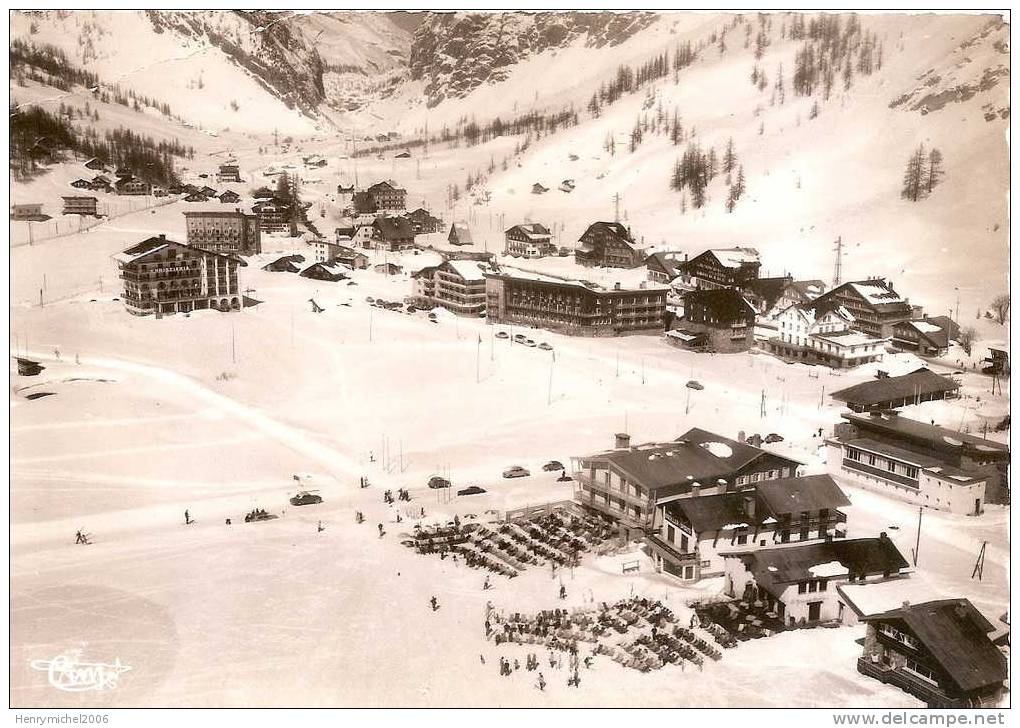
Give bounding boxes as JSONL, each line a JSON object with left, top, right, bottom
{"left": 958, "top": 327, "right": 976, "bottom": 356}
{"left": 991, "top": 294, "right": 1010, "bottom": 324}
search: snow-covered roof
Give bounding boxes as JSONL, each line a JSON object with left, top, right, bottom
{"left": 849, "top": 280, "right": 906, "bottom": 305}
{"left": 910, "top": 320, "right": 944, "bottom": 334}
{"left": 711, "top": 247, "right": 760, "bottom": 268}
{"left": 444, "top": 260, "right": 486, "bottom": 282}
{"left": 808, "top": 560, "right": 850, "bottom": 578}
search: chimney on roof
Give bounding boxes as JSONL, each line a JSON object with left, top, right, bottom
{"left": 614, "top": 282, "right": 621, "bottom": 291}
{"left": 902, "top": 600, "right": 911, "bottom": 610}
{"left": 879, "top": 531, "right": 889, "bottom": 541}
{"left": 159, "top": 233, "right": 166, "bottom": 239}
{"left": 691, "top": 483, "right": 701, "bottom": 498}
{"left": 614, "top": 432, "right": 631, "bottom": 449}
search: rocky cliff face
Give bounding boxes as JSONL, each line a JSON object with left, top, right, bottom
{"left": 408, "top": 11, "right": 659, "bottom": 107}
{"left": 146, "top": 10, "right": 328, "bottom": 117}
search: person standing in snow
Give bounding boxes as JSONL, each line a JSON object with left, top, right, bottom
{"left": 537, "top": 673, "right": 546, "bottom": 691}
{"left": 184, "top": 509, "right": 190, "bottom": 525}
{"left": 430, "top": 596, "right": 439, "bottom": 611}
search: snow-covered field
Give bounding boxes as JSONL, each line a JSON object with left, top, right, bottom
{"left": 9, "top": 198, "right": 1009, "bottom": 708}
{"left": 8, "top": 10, "right": 1010, "bottom": 709}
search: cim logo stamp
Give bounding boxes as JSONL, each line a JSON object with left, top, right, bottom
{"left": 30, "top": 652, "right": 132, "bottom": 692}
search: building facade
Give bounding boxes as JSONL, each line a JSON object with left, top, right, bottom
{"left": 648, "top": 475, "right": 850, "bottom": 582}
{"left": 184, "top": 208, "right": 261, "bottom": 256}
{"left": 810, "top": 279, "right": 918, "bottom": 338}
{"left": 114, "top": 235, "right": 245, "bottom": 316}
{"left": 575, "top": 221, "right": 644, "bottom": 268}
{"left": 366, "top": 181, "right": 406, "bottom": 212}
{"left": 505, "top": 223, "right": 554, "bottom": 258}
{"left": 857, "top": 599, "right": 1007, "bottom": 708}
{"left": 571, "top": 429, "right": 802, "bottom": 538}
{"left": 676, "top": 247, "right": 761, "bottom": 291}
{"left": 484, "top": 268, "right": 666, "bottom": 336}
{"left": 216, "top": 162, "right": 241, "bottom": 183}
{"left": 677, "top": 288, "right": 756, "bottom": 352}
{"left": 62, "top": 196, "right": 98, "bottom": 216}
{"left": 723, "top": 535, "right": 910, "bottom": 626}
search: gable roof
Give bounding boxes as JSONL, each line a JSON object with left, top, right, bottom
{"left": 113, "top": 236, "right": 247, "bottom": 266}
{"left": 584, "top": 427, "right": 798, "bottom": 495}
{"left": 442, "top": 259, "right": 486, "bottom": 282}
{"left": 745, "top": 275, "right": 794, "bottom": 310}
{"left": 735, "top": 535, "right": 908, "bottom": 584}
{"left": 862, "top": 599, "right": 1006, "bottom": 692}
{"left": 449, "top": 221, "right": 473, "bottom": 243}
{"left": 707, "top": 247, "right": 760, "bottom": 269}
{"left": 896, "top": 318, "right": 951, "bottom": 350}
{"left": 685, "top": 288, "right": 757, "bottom": 321}
{"left": 645, "top": 252, "right": 684, "bottom": 278}
{"left": 373, "top": 215, "right": 414, "bottom": 240}
{"left": 831, "top": 368, "right": 960, "bottom": 407}
{"left": 506, "top": 222, "right": 552, "bottom": 240}
{"left": 581, "top": 221, "right": 635, "bottom": 247}
{"left": 666, "top": 491, "right": 762, "bottom": 532}
{"left": 756, "top": 474, "right": 851, "bottom": 515}
{"left": 789, "top": 279, "right": 827, "bottom": 299}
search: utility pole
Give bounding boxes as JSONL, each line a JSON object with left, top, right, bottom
{"left": 971, "top": 541, "right": 987, "bottom": 580}
{"left": 912, "top": 506, "right": 923, "bottom": 567}
{"left": 613, "top": 192, "right": 621, "bottom": 223}
{"left": 832, "top": 236, "right": 843, "bottom": 288}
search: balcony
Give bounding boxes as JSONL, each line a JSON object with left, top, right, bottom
{"left": 575, "top": 473, "right": 650, "bottom": 509}
{"left": 856, "top": 658, "right": 954, "bottom": 708}
{"left": 842, "top": 459, "right": 919, "bottom": 489}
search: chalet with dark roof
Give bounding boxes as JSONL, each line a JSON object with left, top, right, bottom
{"left": 262, "top": 254, "right": 305, "bottom": 273}
{"left": 891, "top": 318, "right": 954, "bottom": 357}
{"left": 811, "top": 278, "right": 917, "bottom": 338}
{"left": 575, "top": 221, "right": 643, "bottom": 268}
{"left": 407, "top": 207, "right": 443, "bottom": 234}
{"left": 644, "top": 251, "right": 684, "bottom": 284}
{"left": 677, "top": 288, "right": 757, "bottom": 352}
{"left": 677, "top": 247, "right": 761, "bottom": 291}
{"left": 649, "top": 474, "right": 850, "bottom": 582}
{"left": 371, "top": 215, "right": 415, "bottom": 251}
{"left": 366, "top": 180, "right": 406, "bottom": 211}
{"left": 724, "top": 534, "right": 910, "bottom": 626}
{"left": 572, "top": 429, "right": 801, "bottom": 537}
{"left": 858, "top": 599, "right": 1007, "bottom": 708}
{"left": 504, "top": 222, "right": 554, "bottom": 258}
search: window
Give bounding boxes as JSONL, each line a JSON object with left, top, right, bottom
{"left": 667, "top": 525, "right": 675, "bottom": 543}
{"left": 680, "top": 535, "right": 689, "bottom": 552}
{"left": 798, "top": 582, "right": 807, "bottom": 594}
{"left": 736, "top": 532, "right": 748, "bottom": 545}
{"left": 808, "top": 581, "right": 818, "bottom": 593}
{"left": 819, "top": 580, "right": 828, "bottom": 592}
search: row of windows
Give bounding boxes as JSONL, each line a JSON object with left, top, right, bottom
{"left": 797, "top": 579, "right": 829, "bottom": 594}
{"left": 845, "top": 448, "right": 919, "bottom": 478}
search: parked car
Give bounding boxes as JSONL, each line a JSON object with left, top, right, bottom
{"left": 289, "top": 491, "right": 323, "bottom": 506}
{"left": 538, "top": 342, "right": 553, "bottom": 351}
{"left": 686, "top": 380, "right": 704, "bottom": 390}
{"left": 495, "top": 331, "right": 509, "bottom": 339}
{"left": 542, "top": 460, "right": 564, "bottom": 472}
{"left": 427, "top": 475, "right": 451, "bottom": 489}
{"left": 522, "top": 339, "right": 537, "bottom": 348}
{"left": 764, "top": 433, "right": 784, "bottom": 444}
{"left": 513, "top": 334, "right": 527, "bottom": 342}
{"left": 502, "top": 466, "right": 530, "bottom": 478}
{"left": 365, "top": 296, "right": 375, "bottom": 303}
{"left": 457, "top": 485, "right": 486, "bottom": 496}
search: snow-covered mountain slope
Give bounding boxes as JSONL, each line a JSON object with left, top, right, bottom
{"left": 9, "top": 10, "right": 410, "bottom": 134}
{"left": 355, "top": 12, "right": 1008, "bottom": 321}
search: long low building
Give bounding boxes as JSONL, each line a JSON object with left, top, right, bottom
{"left": 830, "top": 367, "right": 960, "bottom": 412}
{"left": 825, "top": 435, "right": 987, "bottom": 514}
{"left": 484, "top": 266, "right": 667, "bottom": 336}
{"left": 833, "top": 410, "right": 1009, "bottom": 504}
